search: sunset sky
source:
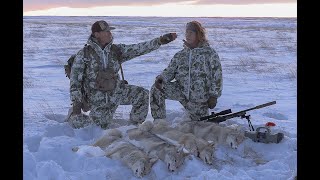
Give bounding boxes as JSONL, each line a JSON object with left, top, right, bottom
{"left": 23, "top": 0, "right": 297, "bottom": 17}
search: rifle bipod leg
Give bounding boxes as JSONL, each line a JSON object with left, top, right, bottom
{"left": 245, "top": 115, "right": 255, "bottom": 131}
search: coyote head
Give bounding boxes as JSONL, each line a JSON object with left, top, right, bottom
{"left": 198, "top": 142, "right": 215, "bottom": 165}
{"left": 132, "top": 160, "right": 146, "bottom": 178}
{"left": 226, "top": 132, "right": 245, "bottom": 149}
{"left": 163, "top": 145, "right": 188, "bottom": 172}
{"left": 132, "top": 157, "right": 157, "bottom": 178}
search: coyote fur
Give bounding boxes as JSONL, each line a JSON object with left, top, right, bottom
{"left": 126, "top": 125, "right": 188, "bottom": 172}
{"left": 178, "top": 121, "right": 245, "bottom": 149}
{"left": 72, "top": 128, "right": 122, "bottom": 152}
{"left": 72, "top": 128, "right": 157, "bottom": 178}
{"left": 140, "top": 120, "right": 215, "bottom": 165}
{"left": 105, "top": 140, "right": 157, "bottom": 178}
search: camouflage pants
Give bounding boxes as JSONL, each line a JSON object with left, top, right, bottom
{"left": 89, "top": 84, "right": 149, "bottom": 129}
{"left": 150, "top": 82, "right": 209, "bottom": 121}
{"left": 67, "top": 113, "right": 92, "bottom": 129}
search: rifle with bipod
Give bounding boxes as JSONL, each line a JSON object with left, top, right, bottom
{"left": 199, "top": 101, "right": 276, "bottom": 131}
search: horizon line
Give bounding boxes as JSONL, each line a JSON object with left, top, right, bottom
{"left": 23, "top": 15, "right": 297, "bottom": 18}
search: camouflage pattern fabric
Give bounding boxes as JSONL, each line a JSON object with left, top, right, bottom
{"left": 69, "top": 35, "right": 161, "bottom": 129}
{"left": 150, "top": 42, "right": 223, "bottom": 121}
{"left": 150, "top": 82, "right": 209, "bottom": 121}
{"left": 89, "top": 84, "right": 149, "bottom": 128}
{"left": 67, "top": 114, "right": 92, "bottom": 129}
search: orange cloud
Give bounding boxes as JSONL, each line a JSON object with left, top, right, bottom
{"left": 24, "top": 0, "right": 172, "bottom": 12}
{"left": 23, "top": 0, "right": 296, "bottom": 12}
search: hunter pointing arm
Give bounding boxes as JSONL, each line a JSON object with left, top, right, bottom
{"left": 118, "top": 33, "right": 177, "bottom": 63}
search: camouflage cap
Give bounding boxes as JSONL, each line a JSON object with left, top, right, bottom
{"left": 91, "top": 20, "right": 115, "bottom": 33}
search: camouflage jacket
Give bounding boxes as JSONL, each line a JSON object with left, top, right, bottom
{"left": 161, "top": 42, "right": 223, "bottom": 103}
{"left": 70, "top": 35, "right": 162, "bottom": 103}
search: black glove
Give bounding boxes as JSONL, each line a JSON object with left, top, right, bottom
{"left": 100, "top": 123, "right": 109, "bottom": 130}
{"left": 120, "top": 80, "right": 128, "bottom": 88}
{"left": 72, "top": 102, "right": 82, "bottom": 115}
{"left": 122, "top": 80, "right": 128, "bottom": 84}
{"left": 160, "top": 33, "right": 177, "bottom": 44}
{"left": 155, "top": 76, "right": 165, "bottom": 93}
{"left": 155, "top": 76, "right": 163, "bottom": 89}
{"left": 207, "top": 96, "right": 217, "bottom": 109}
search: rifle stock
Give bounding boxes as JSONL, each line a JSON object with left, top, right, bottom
{"left": 199, "top": 101, "right": 276, "bottom": 123}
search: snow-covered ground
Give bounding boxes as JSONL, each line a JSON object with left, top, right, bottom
{"left": 23, "top": 16, "right": 297, "bottom": 180}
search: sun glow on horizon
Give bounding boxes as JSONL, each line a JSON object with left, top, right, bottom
{"left": 23, "top": 3, "right": 297, "bottom": 18}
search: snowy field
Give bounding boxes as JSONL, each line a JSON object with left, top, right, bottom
{"left": 23, "top": 16, "right": 297, "bottom": 180}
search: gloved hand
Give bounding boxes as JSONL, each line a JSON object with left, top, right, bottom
{"left": 159, "top": 33, "right": 177, "bottom": 44}
{"left": 72, "top": 102, "right": 82, "bottom": 115}
{"left": 122, "top": 80, "right": 128, "bottom": 84}
{"left": 120, "top": 80, "right": 128, "bottom": 88}
{"left": 155, "top": 75, "right": 164, "bottom": 93}
{"left": 100, "top": 123, "right": 109, "bottom": 130}
{"left": 207, "top": 96, "right": 217, "bottom": 109}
